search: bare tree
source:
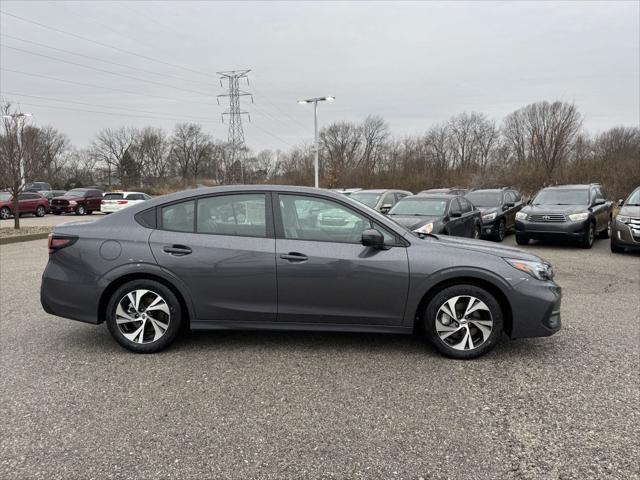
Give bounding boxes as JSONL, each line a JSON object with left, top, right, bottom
{"left": 169, "top": 123, "right": 212, "bottom": 183}
{"left": 91, "top": 127, "right": 137, "bottom": 187}
{"left": 131, "top": 127, "right": 169, "bottom": 183}
{"left": 320, "top": 122, "right": 362, "bottom": 187}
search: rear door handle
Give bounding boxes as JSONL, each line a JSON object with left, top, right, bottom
{"left": 280, "top": 252, "right": 308, "bottom": 262}
{"left": 163, "top": 245, "right": 192, "bottom": 256}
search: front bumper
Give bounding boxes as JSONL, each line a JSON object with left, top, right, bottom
{"left": 515, "top": 218, "right": 588, "bottom": 239}
{"left": 509, "top": 279, "right": 562, "bottom": 339}
{"left": 50, "top": 205, "right": 77, "bottom": 214}
{"left": 611, "top": 220, "right": 640, "bottom": 250}
{"left": 481, "top": 218, "right": 500, "bottom": 236}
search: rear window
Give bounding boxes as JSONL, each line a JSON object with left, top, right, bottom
{"left": 103, "top": 193, "right": 124, "bottom": 200}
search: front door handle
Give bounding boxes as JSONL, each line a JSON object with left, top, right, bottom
{"left": 280, "top": 252, "right": 308, "bottom": 262}
{"left": 163, "top": 245, "right": 192, "bottom": 256}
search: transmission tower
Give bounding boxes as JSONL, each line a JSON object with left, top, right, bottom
{"left": 217, "top": 69, "right": 252, "bottom": 183}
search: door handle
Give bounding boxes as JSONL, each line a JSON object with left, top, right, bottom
{"left": 163, "top": 245, "right": 192, "bottom": 256}
{"left": 280, "top": 252, "right": 308, "bottom": 262}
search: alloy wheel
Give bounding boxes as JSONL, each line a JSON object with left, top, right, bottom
{"left": 115, "top": 289, "right": 171, "bottom": 344}
{"left": 435, "top": 295, "right": 493, "bottom": 351}
{"left": 0, "top": 207, "right": 10, "bottom": 220}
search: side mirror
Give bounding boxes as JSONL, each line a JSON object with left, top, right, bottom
{"left": 594, "top": 198, "right": 605, "bottom": 206}
{"left": 505, "top": 202, "right": 515, "bottom": 208}
{"left": 380, "top": 203, "right": 393, "bottom": 213}
{"left": 450, "top": 210, "right": 462, "bottom": 218}
{"left": 361, "top": 229, "right": 385, "bottom": 249}
{"left": 618, "top": 199, "right": 624, "bottom": 207}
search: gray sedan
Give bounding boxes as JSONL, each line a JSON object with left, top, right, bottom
{"left": 41, "top": 185, "right": 561, "bottom": 359}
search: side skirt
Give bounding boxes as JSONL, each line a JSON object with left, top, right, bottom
{"left": 190, "top": 320, "right": 413, "bottom": 335}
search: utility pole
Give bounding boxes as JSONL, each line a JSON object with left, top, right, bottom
{"left": 217, "top": 69, "right": 252, "bottom": 184}
{"left": 297, "top": 96, "right": 335, "bottom": 188}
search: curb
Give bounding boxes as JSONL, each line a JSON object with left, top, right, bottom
{"left": 0, "top": 232, "right": 50, "bottom": 245}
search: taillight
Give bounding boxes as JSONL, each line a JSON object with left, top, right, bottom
{"left": 117, "top": 200, "right": 129, "bottom": 205}
{"left": 48, "top": 233, "right": 78, "bottom": 254}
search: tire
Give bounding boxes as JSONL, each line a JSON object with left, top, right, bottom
{"left": 493, "top": 219, "right": 506, "bottom": 242}
{"left": 598, "top": 217, "right": 611, "bottom": 239}
{"left": 422, "top": 284, "right": 503, "bottom": 359}
{"left": 580, "top": 222, "right": 595, "bottom": 249}
{"left": 610, "top": 239, "right": 624, "bottom": 253}
{"left": 0, "top": 207, "right": 11, "bottom": 220}
{"left": 76, "top": 205, "right": 86, "bottom": 215}
{"left": 515, "top": 233, "right": 529, "bottom": 245}
{"left": 52, "top": 212, "right": 61, "bottom": 215}
{"left": 106, "top": 279, "right": 182, "bottom": 353}
{"left": 36, "top": 206, "right": 46, "bottom": 217}
{"left": 87, "top": 210, "right": 93, "bottom": 215}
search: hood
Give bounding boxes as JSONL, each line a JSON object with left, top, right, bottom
{"left": 477, "top": 206, "right": 500, "bottom": 215}
{"left": 52, "top": 195, "right": 83, "bottom": 201}
{"left": 430, "top": 235, "right": 544, "bottom": 262}
{"left": 618, "top": 205, "right": 640, "bottom": 218}
{"left": 521, "top": 204, "right": 587, "bottom": 215}
{"left": 389, "top": 215, "right": 443, "bottom": 230}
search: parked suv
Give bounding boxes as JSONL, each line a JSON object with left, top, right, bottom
{"left": 350, "top": 189, "right": 413, "bottom": 213}
{"left": 51, "top": 188, "right": 103, "bottom": 215}
{"left": 41, "top": 186, "right": 561, "bottom": 359}
{"left": 0, "top": 191, "right": 50, "bottom": 219}
{"left": 515, "top": 184, "right": 613, "bottom": 249}
{"left": 464, "top": 187, "right": 524, "bottom": 241}
{"left": 611, "top": 186, "right": 640, "bottom": 253}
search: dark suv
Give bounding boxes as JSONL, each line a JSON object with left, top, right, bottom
{"left": 611, "top": 186, "right": 640, "bottom": 253}
{"left": 464, "top": 188, "right": 524, "bottom": 241}
{"left": 515, "top": 184, "right": 613, "bottom": 249}
{"left": 51, "top": 188, "right": 103, "bottom": 215}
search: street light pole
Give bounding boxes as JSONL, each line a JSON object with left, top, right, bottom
{"left": 298, "top": 96, "right": 334, "bottom": 188}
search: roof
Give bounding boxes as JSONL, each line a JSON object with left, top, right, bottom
{"left": 403, "top": 193, "right": 454, "bottom": 200}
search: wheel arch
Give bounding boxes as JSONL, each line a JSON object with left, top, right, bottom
{"left": 413, "top": 276, "right": 513, "bottom": 337}
{"left": 97, "top": 272, "right": 192, "bottom": 329}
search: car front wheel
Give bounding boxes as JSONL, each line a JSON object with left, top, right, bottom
{"left": 493, "top": 219, "right": 506, "bottom": 242}
{"left": 515, "top": 233, "right": 529, "bottom": 245}
{"left": 36, "top": 206, "right": 46, "bottom": 217}
{"left": 106, "top": 280, "right": 182, "bottom": 353}
{"left": 580, "top": 222, "right": 595, "bottom": 249}
{"left": 0, "top": 207, "right": 11, "bottom": 220}
{"left": 76, "top": 205, "right": 86, "bottom": 215}
{"left": 423, "top": 285, "right": 503, "bottom": 359}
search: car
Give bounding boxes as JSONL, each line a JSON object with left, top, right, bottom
{"left": 23, "top": 181, "right": 52, "bottom": 192}
{"left": 331, "top": 188, "right": 363, "bottom": 196}
{"left": 0, "top": 191, "right": 50, "bottom": 219}
{"left": 387, "top": 194, "right": 482, "bottom": 239}
{"left": 515, "top": 184, "right": 613, "bottom": 249}
{"left": 38, "top": 190, "right": 68, "bottom": 204}
{"left": 610, "top": 186, "right": 640, "bottom": 253}
{"left": 465, "top": 187, "right": 524, "bottom": 242}
{"left": 50, "top": 188, "right": 104, "bottom": 215}
{"left": 350, "top": 189, "right": 413, "bottom": 213}
{"left": 417, "top": 188, "right": 468, "bottom": 196}
{"left": 41, "top": 185, "right": 561, "bottom": 359}
{"left": 101, "top": 191, "right": 152, "bottom": 214}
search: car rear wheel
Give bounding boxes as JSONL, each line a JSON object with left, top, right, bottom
{"left": 423, "top": 285, "right": 503, "bottom": 359}
{"left": 36, "top": 206, "right": 46, "bottom": 217}
{"left": 87, "top": 210, "right": 93, "bottom": 215}
{"left": 515, "top": 233, "right": 529, "bottom": 245}
{"left": 106, "top": 280, "right": 182, "bottom": 353}
{"left": 580, "top": 222, "right": 595, "bottom": 249}
{"left": 598, "top": 217, "right": 611, "bottom": 239}
{"left": 76, "top": 205, "right": 86, "bottom": 215}
{"left": 0, "top": 207, "right": 11, "bottom": 220}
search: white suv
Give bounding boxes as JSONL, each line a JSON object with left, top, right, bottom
{"left": 101, "top": 191, "right": 152, "bottom": 214}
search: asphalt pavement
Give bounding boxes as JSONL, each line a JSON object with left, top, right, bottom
{"left": 0, "top": 235, "right": 638, "bottom": 479}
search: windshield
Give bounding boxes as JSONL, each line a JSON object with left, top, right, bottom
{"left": 624, "top": 188, "right": 640, "bottom": 206}
{"left": 389, "top": 198, "right": 447, "bottom": 216}
{"left": 350, "top": 192, "right": 381, "bottom": 208}
{"left": 465, "top": 191, "right": 502, "bottom": 207}
{"left": 0, "top": 192, "right": 12, "bottom": 201}
{"left": 533, "top": 189, "right": 588, "bottom": 205}
{"left": 65, "top": 190, "right": 86, "bottom": 197}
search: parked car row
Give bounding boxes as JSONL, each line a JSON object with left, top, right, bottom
{"left": 0, "top": 186, "right": 153, "bottom": 219}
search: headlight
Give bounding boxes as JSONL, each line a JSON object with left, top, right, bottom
{"left": 568, "top": 212, "right": 589, "bottom": 221}
{"left": 69, "top": 200, "right": 77, "bottom": 206}
{"left": 515, "top": 211, "right": 528, "bottom": 221}
{"left": 482, "top": 212, "right": 496, "bottom": 221}
{"left": 413, "top": 223, "right": 433, "bottom": 234}
{"left": 505, "top": 258, "right": 554, "bottom": 281}
{"left": 616, "top": 215, "right": 630, "bottom": 224}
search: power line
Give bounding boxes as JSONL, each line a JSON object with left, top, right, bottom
{"left": 0, "top": 43, "right": 215, "bottom": 98}
{"left": 0, "top": 33, "right": 211, "bottom": 87}
{"left": 0, "top": 9, "right": 218, "bottom": 79}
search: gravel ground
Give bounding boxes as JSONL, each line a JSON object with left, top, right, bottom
{"left": 0, "top": 236, "right": 638, "bottom": 480}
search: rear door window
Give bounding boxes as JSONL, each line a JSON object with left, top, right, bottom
{"left": 196, "top": 194, "right": 266, "bottom": 238}
{"left": 161, "top": 200, "right": 195, "bottom": 233}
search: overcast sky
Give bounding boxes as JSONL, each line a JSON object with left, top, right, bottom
{"left": 1, "top": 1, "right": 638, "bottom": 152}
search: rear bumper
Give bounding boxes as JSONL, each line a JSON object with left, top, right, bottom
{"left": 100, "top": 204, "right": 122, "bottom": 213}
{"left": 515, "top": 219, "right": 588, "bottom": 239}
{"left": 509, "top": 280, "right": 562, "bottom": 339}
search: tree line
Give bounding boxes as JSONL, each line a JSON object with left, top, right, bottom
{"left": 2, "top": 100, "right": 639, "bottom": 201}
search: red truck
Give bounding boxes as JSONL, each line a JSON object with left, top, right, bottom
{"left": 50, "top": 188, "right": 103, "bottom": 215}
{"left": 0, "top": 191, "right": 51, "bottom": 219}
